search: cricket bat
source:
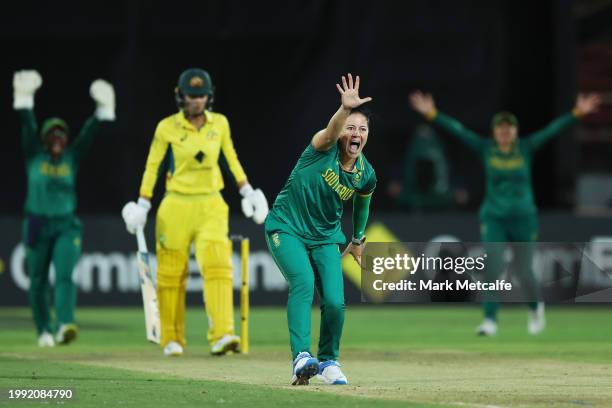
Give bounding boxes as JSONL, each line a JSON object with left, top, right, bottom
{"left": 135, "top": 227, "right": 161, "bottom": 344}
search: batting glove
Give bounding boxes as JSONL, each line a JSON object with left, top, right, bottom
{"left": 240, "top": 184, "right": 269, "bottom": 224}
{"left": 121, "top": 198, "right": 151, "bottom": 234}
{"left": 13, "top": 70, "right": 42, "bottom": 110}
{"left": 90, "top": 79, "right": 116, "bottom": 121}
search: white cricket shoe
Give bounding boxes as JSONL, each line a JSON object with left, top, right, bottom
{"left": 38, "top": 331, "right": 55, "bottom": 347}
{"left": 291, "top": 351, "right": 319, "bottom": 385}
{"left": 211, "top": 334, "right": 240, "bottom": 356}
{"left": 528, "top": 302, "right": 546, "bottom": 335}
{"left": 55, "top": 324, "right": 78, "bottom": 345}
{"left": 317, "top": 360, "right": 348, "bottom": 385}
{"left": 163, "top": 341, "right": 183, "bottom": 356}
{"left": 476, "top": 318, "right": 498, "bottom": 336}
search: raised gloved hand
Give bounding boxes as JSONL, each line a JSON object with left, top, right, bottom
{"left": 13, "top": 70, "right": 42, "bottom": 110}
{"left": 90, "top": 79, "right": 116, "bottom": 121}
{"left": 240, "top": 184, "right": 269, "bottom": 224}
{"left": 121, "top": 198, "right": 151, "bottom": 234}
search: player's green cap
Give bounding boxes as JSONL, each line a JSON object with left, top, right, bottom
{"left": 177, "top": 68, "right": 213, "bottom": 96}
{"left": 40, "top": 117, "right": 69, "bottom": 139}
{"left": 491, "top": 111, "right": 519, "bottom": 128}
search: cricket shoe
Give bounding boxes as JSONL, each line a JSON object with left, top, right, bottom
{"left": 317, "top": 360, "right": 348, "bottom": 385}
{"left": 291, "top": 352, "right": 319, "bottom": 385}
{"left": 528, "top": 302, "right": 546, "bottom": 335}
{"left": 163, "top": 341, "right": 183, "bottom": 356}
{"left": 38, "top": 331, "right": 55, "bottom": 347}
{"left": 55, "top": 324, "right": 78, "bottom": 345}
{"left": 211, "top": 334, "right": 240, "bottom": 356}
{"left": 476, "top": 318, "right": 498, "bottom": 336}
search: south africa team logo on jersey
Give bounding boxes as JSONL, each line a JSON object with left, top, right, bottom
{"left": 353, "top": 171, "right": 362, "bottom": 183}
{"left": 272, "top": 233, "right": 281, "bottom": 248}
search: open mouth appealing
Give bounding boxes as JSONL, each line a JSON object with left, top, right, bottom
{"left": 348, "top": 137, "right": 361, "bottom": 154}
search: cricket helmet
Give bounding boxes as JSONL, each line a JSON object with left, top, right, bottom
{"left": 175, "top": 68, "right": 215, "bottom": 110}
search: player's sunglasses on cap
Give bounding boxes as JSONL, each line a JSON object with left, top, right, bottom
{"left": 491, "top": 111, "right": 519, "bottom": 128}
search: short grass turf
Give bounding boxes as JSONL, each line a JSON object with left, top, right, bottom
{"left": 1, "top": 305, "right": 611, "bottom": 408}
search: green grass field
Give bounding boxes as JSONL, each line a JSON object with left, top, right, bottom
{"left": 1, "top": 305, "right": 611, "bottom": 407}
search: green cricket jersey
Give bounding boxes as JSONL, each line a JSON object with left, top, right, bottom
{"left": 20, "top": 109, "right": 100, "bottom": 216}
{"left": 432, "top": 111, "right": 578, "bottom": 219}
{"left": 266, "top": 141, "right": 377, "bottom": 244}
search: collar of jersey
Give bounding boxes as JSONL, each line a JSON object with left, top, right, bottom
{"left": 336, "top": 148, "right": 365, "bottom": 173}
{"left": 175, "top": 110, "right": 214, "bottom": 131}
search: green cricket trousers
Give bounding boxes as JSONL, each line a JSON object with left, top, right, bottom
{"left": 265, "top": 230, "right": 345, "bottom": 361}
{"left": 23, "top": 214, "right": 82, "bottom": 334}
{"left": 480, "top": 215, "right": 540, "bottom": 320}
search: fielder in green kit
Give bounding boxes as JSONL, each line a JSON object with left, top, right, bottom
{"left": 410, "top": 90, "right": 601, "bottom": 335}
{"left": 265, "top": 74, "right": 376, "bottom": 385}
{"left": 13, "top": 70, "right": 116, "bottom": 347}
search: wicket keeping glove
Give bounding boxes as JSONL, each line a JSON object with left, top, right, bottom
{"left": 90, "top": 79, "right": 116, "bottom": 121}
{"left": 121, "top": 198, "right": 151, "bottom": 234}
{"left": 240, "top": 184, "right": 269, "bottom": 224}
{"left": 13, "top": 70, "right": 42, "bottom": 110}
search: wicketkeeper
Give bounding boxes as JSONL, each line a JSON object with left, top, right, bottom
{"left": 13, "top": 70, "right": 115, "bottom": 347}
{"left": 122, "top": 68, "right": 268, "bottom": 356}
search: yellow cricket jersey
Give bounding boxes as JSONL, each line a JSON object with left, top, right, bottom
{"left": 139, "top": 110, "right": 247, "bottom": 198}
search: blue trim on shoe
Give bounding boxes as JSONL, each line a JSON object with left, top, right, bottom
{"left": 318, "top": 360, "right": 348, "bottom": 385}
{"left": 292, "top": 352, "right": 319, "bottom": 385}
{"left": 294, "top": 351, "right": 312, "bottom": 362}
{"left": 318, "top": 360, "right": 340, "bottom": 373}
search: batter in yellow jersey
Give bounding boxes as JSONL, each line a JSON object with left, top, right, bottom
{"left": 122, "top": 68, "right": 269, "bottom": 357}
{"left": 139, "top": 109, "right": 246, "bottom": 198}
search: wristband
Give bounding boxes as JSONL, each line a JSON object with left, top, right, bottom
{"left": 137, "top": 197, "right": 151, "bottom": 210}
{"left": 351, "top": 236, "right": 366, "bottom": 246}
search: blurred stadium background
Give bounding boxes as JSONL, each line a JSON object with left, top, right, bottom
{"left": 2, "top": 1, "right": 612, "bottom": 406}
{"left": 1, "top": 0, "right": 611, "bottom": 307}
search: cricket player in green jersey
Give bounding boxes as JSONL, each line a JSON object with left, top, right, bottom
{"left": 265, "top": 74, "right": 376, "bottom": 385}
{"left": 13, "top": 70, "right": 116, "bottom": 347}
{"left": 410, "top": 90, "right": 601, "bottom": 336}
